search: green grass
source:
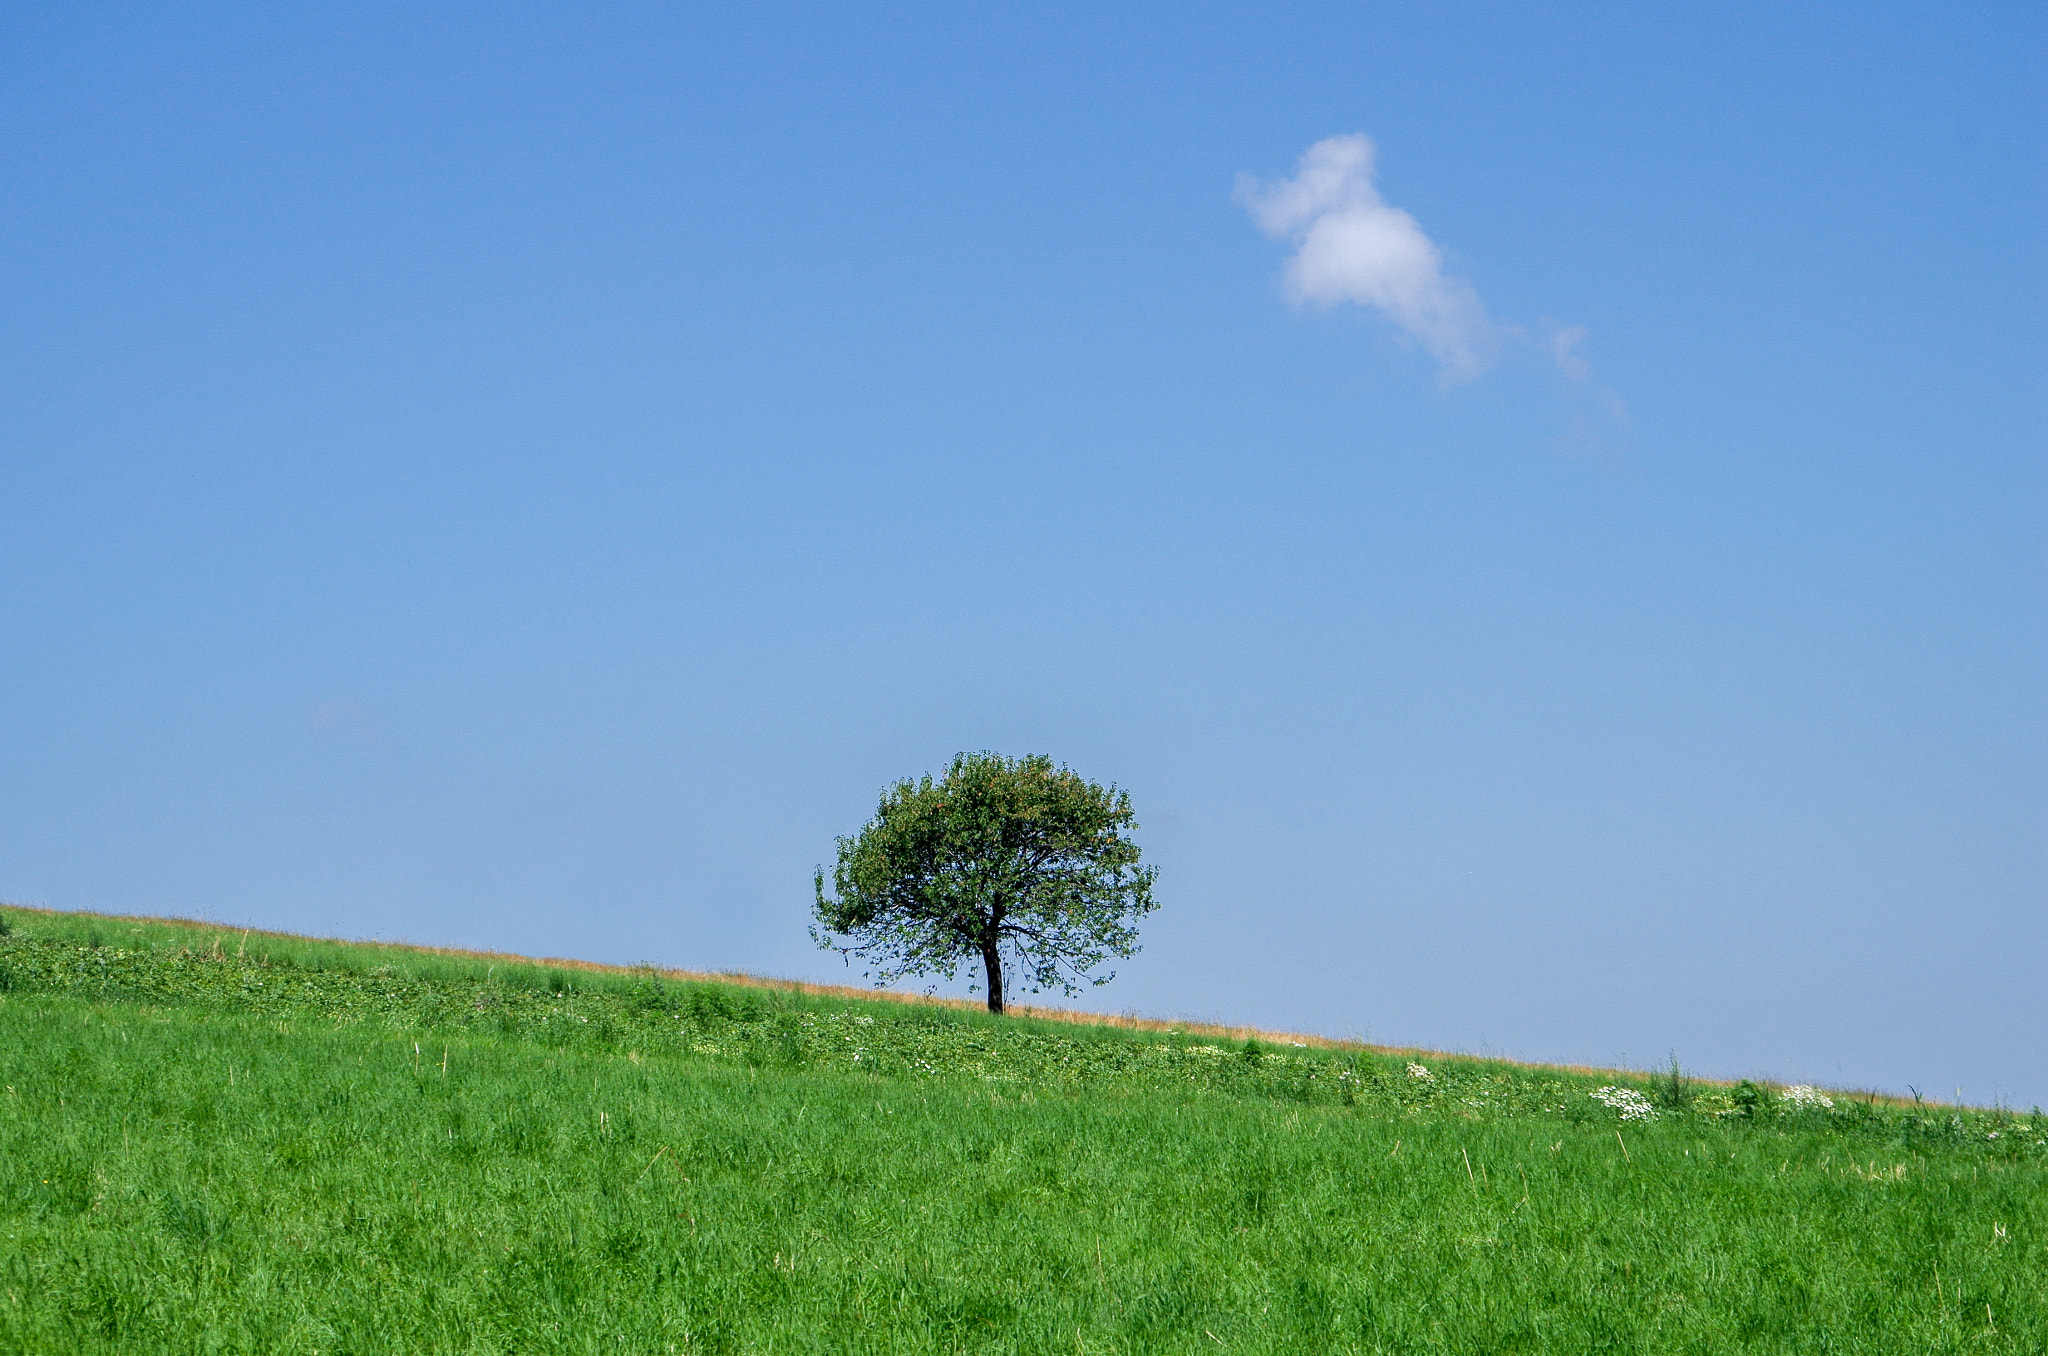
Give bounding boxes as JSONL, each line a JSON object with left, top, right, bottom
{"left": 0, "top": 906, "right": 2041, "bottom": 1353}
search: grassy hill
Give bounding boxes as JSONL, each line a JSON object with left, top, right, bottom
{"left": 0, "top": 905, "right": 2040, "bottom": 1353}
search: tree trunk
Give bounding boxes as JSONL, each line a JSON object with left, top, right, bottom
{"left": 981, "top": 939, "right": 1005, "bottom": 1014}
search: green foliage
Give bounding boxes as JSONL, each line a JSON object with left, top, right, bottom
{"left": 0, "top": 910, "right": 2043, "bottom": 1352}
{"left": 813, "top": 751, "right": 1158, "bottom": 1012}
{"left": 1651, "top": 1053, "right": 1696, "bottom": 1113}
{"left": 0, "top": 907, "right": 2040, "bottom": 1143}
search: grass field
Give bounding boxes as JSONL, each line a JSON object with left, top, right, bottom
{"left": 0, "top": 905, "right": 2040, "bottom": 1353}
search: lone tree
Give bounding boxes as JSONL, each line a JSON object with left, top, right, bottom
{"left": 812, "top": 751, "right": 1158, "bottom": 1014}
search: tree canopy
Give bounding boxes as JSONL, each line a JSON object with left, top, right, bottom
{"left": 812, "top": 752, "right": 1158, "bottom": 1014}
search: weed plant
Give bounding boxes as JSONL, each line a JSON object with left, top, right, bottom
{"left": 0, "top": 908, "right": 2041, "bottom": 1352}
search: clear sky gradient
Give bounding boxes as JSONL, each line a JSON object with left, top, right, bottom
{"left": 4, "top": 2, "right": 2042, "bottom": 1104}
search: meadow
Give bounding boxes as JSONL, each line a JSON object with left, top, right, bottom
{"left": 0, "top": 905, "right": 2040, "bottom": 1353}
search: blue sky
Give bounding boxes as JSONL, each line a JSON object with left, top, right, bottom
{"left": 3, "top": 2, "right": 2042, "bottom": 1104}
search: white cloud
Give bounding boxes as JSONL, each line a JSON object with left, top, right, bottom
{"left": 1236, "top": 134, "right": 1495, "bottom": 380}
{"left": 1237, "top": 135, "right": 1630, "bottom": 449}
{"left": 1539, "top": 319, "right": 1632, "bottom": 459}
{"left": 1547, "top": 324, "right": 1593, "bottom": 382}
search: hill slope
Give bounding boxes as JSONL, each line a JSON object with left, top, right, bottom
{"left": 0, "top": 906, "right": 2041, "bottom": 1353}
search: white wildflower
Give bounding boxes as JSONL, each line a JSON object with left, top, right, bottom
{"left": 1406, "top": 1062, "right": 1433, "bottom": 1081}
{"left": 1782, "top": 1085, "right": 1834, "bottom": 1111}
{"left": 1591, "top": 1086, "right": 1658, "bottom": 1122}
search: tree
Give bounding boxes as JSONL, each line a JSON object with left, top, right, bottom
{"left": 812, "top": 752, "right": 1158, "bottom": 1014}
